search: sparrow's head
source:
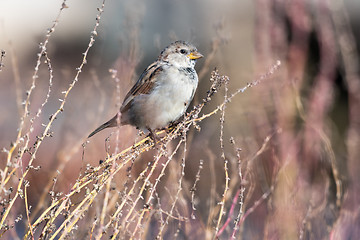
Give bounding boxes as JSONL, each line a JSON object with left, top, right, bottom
{"left": 159, "top": 41, "right": 203, "bottom": 69}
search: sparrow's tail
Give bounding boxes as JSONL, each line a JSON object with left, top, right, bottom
{"left": 88, "top": 114, "right": 120, "bottom": 138}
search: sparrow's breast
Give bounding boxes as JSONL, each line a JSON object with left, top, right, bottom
{"left": 140, "top": 66, "right": 198, "bottom": 129}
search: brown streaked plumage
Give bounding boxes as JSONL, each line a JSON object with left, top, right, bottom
{"left": 88, "top": 41, "right": 203, "bottom": 138}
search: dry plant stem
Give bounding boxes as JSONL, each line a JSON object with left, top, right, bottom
{"left": 190, "top": 159, "right": 204, "bottom": 218}
{"left": 205, "top": 62, "right": 279, "bottom": 229}
{"left": 217, "top": 130, "right": 278, "bottom": 238}
{"left": 214, "top": 78, "right": 229, "bottom": 237}
{"left": 216, "top": 188, "right": 241, "bottom": 238}
{"left": 107, "top": 63, "right": 279, "bottom": 237}
{"left": 183, "top": 33, "right": 225, "bottom": 159}
{"left": 33, "top": 150, "right": 138, "bottom": 238}
{"left": 0, "top": 1, "right": 68, "bottom": 230}
{"left": 105, "top": 162, "right": 151, "bottom": 236}
{"left": 111, "top": 152, "right": 165, "bottom": 239}
{"left": 157, "top": 132, "right": 188, "bottom": 238}
{"left": 234, "top": 141, "right": 280, "bottom": 238}
{"left": 26, "top": 63, "right": 279, "bottom": 238}
{"left": 55, "top": 161, "right": 123, "bottom": 239}
{"left": 159, "top": 207, "right": 186, "bottom": 221}
{"left": 0, "top": 0, "right": 67, "bottom": 191}
{"left": 28, "top": 69, "right": 105, "bottom": 222}
{"left": 154, "top": 191, "right": 164, "bottom": 232}
{"left": 237, "top": 187, "right": 273, "bottom": 229}
{"left": 231, "top": 169, "right": 245, "bottom": 238}
{"left": 96, "top": 159, "right": 116, "bottom": 240}
{"left": 52, "top": 185, "right": 100, "bottom": 240}
{"left": 196, "top": 61, "right": 281, "bottom": 125}
{"left": 231, "top": 142, "right": 245, "bottom": 238}
{"left": 105, "top": 61, "right": 281, "bottom": 170}
{"left": 109, "top": 142, "right": 169, "bottom": 237}
{"left": 213, "top": 160, "right": 230, "bottom": 235}
{"left": 95, "top": 69, "right": 121, "bottom": 240}
{"left": 18, "top": 49, "right": 54, "bottom": 206}
{"left": 130, "top": 207, "right": 150, "bottom": 240}
{"left": 84, "top": 112, "right": 193, "bottom": 238}
{"left": 219, "top": 75, "right": 228, "bottom": 159}
{"left": 236, "top": 152, "right": 279, "bottom": 238}
{"left": 89, "top": 218, "right": 98, "bottom": 239}
{"left": 216, "top": 139, "right": 244, "bottom": 238}
{"left": 122, "top": 152, "right": 165, "bottom": 230}
{"left": 131, "top": 135, "right": 187, "bottom": 238}
{"left": 166, "top": 133, "right": 187, "bottom": 218}
{"left": 24, "top": 182, "right": 34, "bottom": 240}
{"left": 29, "top": 123, "right": 97, "bottom": 223}
{"left": 21, "top": 1, "right": 106, "bottom": 237}
{"left": 244, "top": 129, "right": 282, "bottom": 181}
{"left": 58, "top": 161, "right": 128, "bottom": 239}
{"left": 214, "top": 160, "right": 229, "bottom": 237}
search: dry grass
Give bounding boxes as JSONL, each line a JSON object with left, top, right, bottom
{"left": 0, "top": 0, "right": 359, "bottom": 239}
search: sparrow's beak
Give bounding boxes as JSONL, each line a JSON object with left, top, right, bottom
{"left": 188, "top": 51, "right": 204, "bottom": 60}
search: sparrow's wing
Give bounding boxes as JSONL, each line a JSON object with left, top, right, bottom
{"left": 120, "top": 61, "right": 164, "bottom": 113}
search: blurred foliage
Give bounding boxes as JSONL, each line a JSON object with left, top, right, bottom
{"left": 0, "top": 0, "right": 360, "bottom": 239}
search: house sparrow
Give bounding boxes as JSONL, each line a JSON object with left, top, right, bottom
{"left": 88, "top": 41, "right": 203, "bottom": 138}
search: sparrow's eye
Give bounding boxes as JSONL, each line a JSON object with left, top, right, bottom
{"left": 180, "top": 49, "right": 187, "bottom": 55}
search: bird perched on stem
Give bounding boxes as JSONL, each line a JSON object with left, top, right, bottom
{"left": 88, "top": 41, "right": 203, "bottom": 139}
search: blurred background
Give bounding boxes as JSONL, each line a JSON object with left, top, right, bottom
{"left": 1, "top": 0, "right": 360, "bottom": 239}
